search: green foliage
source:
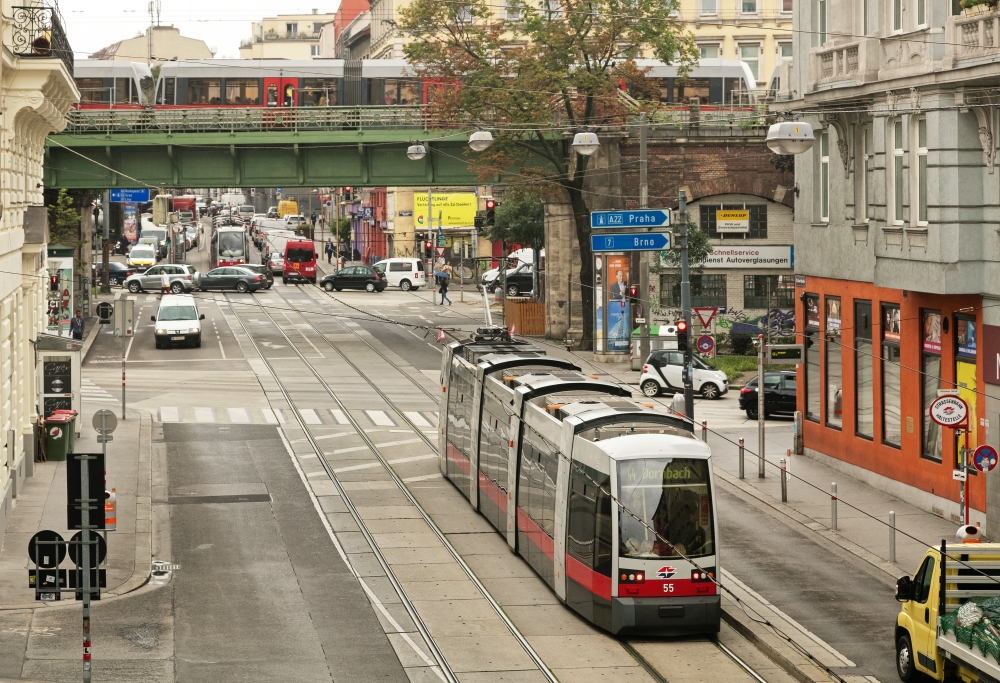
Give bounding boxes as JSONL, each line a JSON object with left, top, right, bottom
{"left": 47, "top": 190, "right": 87, "bottom": 262}
{"left": 335, "top": 217, "right": 352, "bottom": 246}
{"left": 656, "top": 219, "right": 713, "bottom": 272}
{"left": 487, "top": 191, "right": 544, "bottom": 248}
{"left": 962, "top": 0, "right": 999, "bottom": 9}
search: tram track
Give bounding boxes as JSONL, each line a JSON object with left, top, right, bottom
{"left": 221, "top": 289, "right": 560, "bottom": 683}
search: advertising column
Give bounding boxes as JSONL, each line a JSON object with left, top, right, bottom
{"left": 46, "top": 248, "right": 74, "bottom": 338}
{"left": 594, "top": 254, "right": 630, "bottom": 354}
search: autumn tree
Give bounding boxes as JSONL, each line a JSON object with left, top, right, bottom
{"left": 400, "top": 0, "right": 695, "bottom": 347}
{"left": 487, "top": 190, "right": 545, "bottom": 296}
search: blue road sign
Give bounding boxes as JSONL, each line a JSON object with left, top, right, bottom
{"left": 591, "top": 232, "right": 671, "bottom": 252}
{"left": 974, "top": 444, "right": 999, "bottom": 472}
{"left": 591, "top": 209, "right": 670, "bottom": 228}
{"left": 109, "top": 188, "right": 149, "bottom": 203}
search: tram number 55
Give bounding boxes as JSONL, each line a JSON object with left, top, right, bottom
{"left": 663, "top": 583, "right": 674, "bottom": 593}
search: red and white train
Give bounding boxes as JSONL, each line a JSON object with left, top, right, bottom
{"left": 439, "top": 330, "right": 719, "bottom": 635}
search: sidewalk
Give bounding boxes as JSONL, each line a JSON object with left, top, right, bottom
{"left": 0, "top": 294, "right": 153, "bottom": 610}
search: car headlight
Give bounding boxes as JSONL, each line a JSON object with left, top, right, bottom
{"left": 156, "top": 328, "right": 167, "bottom": 335}
{"left": 189, "top": 327, "right": 200, "bottom": 334}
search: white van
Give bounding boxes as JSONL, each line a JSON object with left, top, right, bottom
{"left": 371, "top": 258, "right": 425, "bottom": 291}
{"left": 152, "top": 294, "right": 205, "bottom": 349}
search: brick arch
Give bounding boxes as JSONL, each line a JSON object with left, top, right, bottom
{"left": 681, "top": 177, "right": 795, "bottom": 209}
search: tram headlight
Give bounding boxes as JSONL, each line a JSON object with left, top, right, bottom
{"left": 691, "top": 568, "right": 715, "bottom": 583}
{"left": 619, "top": 571, "right": 645, "bottom": 584}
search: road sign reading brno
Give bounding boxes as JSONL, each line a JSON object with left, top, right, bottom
{"left": 929, "top": 395, "right": 969, "bottom": 427}
{"left": 109, "top": 188, "right": 150, "bottom": 203}
{"left": 590, "top": 233, "right": 671, "bottom": 252}
{"left": 591, "top": 209, "right": 670, "bottom": 228}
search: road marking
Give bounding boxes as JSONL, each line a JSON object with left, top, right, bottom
{"left": 333, "top": 453, "right": 436, "bottom": 473}
{"left": 299, "top": 408, "right": 322, "bottom": 425}
{"left": 365, "top": 410, "right": 395, "bottom": 426}
{"left": 403, "top": 411, "right": 431, "bottom": 427}
{"left": 329, "top": 445, "right": 370, "bottom": 455}
{"left": 159, "top": 407, "right": 180, "bottom": 422}
{"left": 227, "top": 408, "right": 251, "bottom": 424}
{"left": 403, "top": 473, "right": 443, "bottom": 482}
{"left": 329, "top": 409, "right": 349, "bottom": 424}
{"left": 261, "top": 408, "right": 279, "bottom": 424}
{"left": 195, "top": 407, "right": 215, "bottom": 423}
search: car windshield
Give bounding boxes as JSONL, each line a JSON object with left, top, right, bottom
{"left": 142, "top": 230, "right": 166, "bottom": 240}
{"left": 131, "top": 249, "right": 154, "bottom": 259}
{"left": 618, "top": 458, "right": 714, "bottom": 559}
{"left": 286, "top": 248, "right": 313, "bottom": 262}
{"left": 218, "top": 232, "right": 245, "bottom": 258}
{"left": 157, "top": 305, "right": 197, "bottom": 321}
{"left": 241, "top": 206, "right": 254, "bottom": 212}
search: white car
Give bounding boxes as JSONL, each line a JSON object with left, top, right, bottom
{"left": 283, "top": 214, "right": 305, "bottom": 229}
{"left": 371, "top": 258, "right": 424, "bottom": 291}
{"left": 152, "top": 294, "right": 205, "bottom": 349}
{"left": 638, "top": 350, "right": 729, "bottom": 400}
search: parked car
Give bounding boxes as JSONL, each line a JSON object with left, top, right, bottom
{"left": 199, "top": 266, "right": 264, "bottom": 292}
{"left": 126, "top": 245, "right": 157, "bottom": 271}
{"left": 320, "top": 265, "right": 386, "bottom": 293}
{"left": 184, "top": 225, "right": 199, "bottom": 248}
{"left": 92, "top": 261, "right": 137, "bottom": 287}
{"left": 502, "top": 264, "right": 542, "bottom": 297}
{"left": 371, "top": 258, "right": 424, "bottom": 291}
{"left": 241, "top": 264, "right": 273, "bottom": 289}
{"left": 639, "top": 350, "right": 729, "bottom": 400}
{"left": 124, "top": 264, "right": 201, "bottom": 293}
{"left": 152, "top": 294, "right": 205, "bottom": 349}
{"left": 738, "top": 371, "right": 797, "bottom": 420}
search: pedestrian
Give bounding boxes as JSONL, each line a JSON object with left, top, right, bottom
{"left": 440, "top": 263, "right": 453, "bottom": 306}
{"left": 325, "top": 239, "right": 334, "bottom": 264}
{"left": 160, "top": 270, "right": 171, "bottom": 297}
{"left": 69, "top": 309, "right": 85, "bottom": 340}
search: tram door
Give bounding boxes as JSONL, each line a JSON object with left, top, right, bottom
{"left": 264, "top": 78, "right": 298, "bottom": 106}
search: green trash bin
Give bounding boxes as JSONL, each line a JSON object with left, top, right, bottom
{"left": 50, "top": 409, "right": 78, "bottom": 453}
{"left": 44, "top": 414, "right": 72, "bottom": 462}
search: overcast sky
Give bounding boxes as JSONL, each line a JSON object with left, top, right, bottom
{"left": 60, "top": 0, "right": 338, "bottom": 60}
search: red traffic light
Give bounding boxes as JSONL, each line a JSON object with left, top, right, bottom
{"left": 676, "top": 320, "right": 688, "bottom": 333}
{"left": 344, "top": 186, "right": 352, "bottom": 193}
{"left": 486, "top": 200, "right": 496, "bottom": 210}
{"left": 425, "top": 241, "right": 432, "bottom": 249}
{"left": 627, "top": 285, "right": 638, "bottom": 298}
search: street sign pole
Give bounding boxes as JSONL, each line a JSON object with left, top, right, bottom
{"left": 679, "top": 190, "right": 694, "bottom": 421}
{"left": 101, "top": 190, "right": 110, "bottom": 295}
{"left": 638, "top": 113, "right": 651, "bottom": 365}
{"left": 78, "top": 453, "right": 93, "bottom": 682}
{"left": 758, "top": 334, "right": 766, "bottom": 478}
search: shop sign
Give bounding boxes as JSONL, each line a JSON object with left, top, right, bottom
{"left": 923, "top": 311, "right": 942, "bottom": 353}
{"left": 957, "top": 318, "right": 977, "bottom": 357}
{"left": 984, "top": 324, "right": 1000, "bottom": 386}
{"left": 715, "top": 209, "right": 749, "bottom": 233}
{"left": 695, "top": 246, "right": 793, "bottom": 269}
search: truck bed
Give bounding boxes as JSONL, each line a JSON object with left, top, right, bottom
{"left": 938, "top": 629, "right": 1000, "bottom": 681}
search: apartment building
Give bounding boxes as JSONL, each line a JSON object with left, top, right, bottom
{"left": 239, "top": 11, "right": 337, "bottom": 60}
{"left": 781, "top": 0, "right": 1000, "bottom": 529}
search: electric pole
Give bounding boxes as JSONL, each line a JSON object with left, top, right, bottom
{"left": 638, "top": 113, "right": 651, "bottom": 364}
{"left": 679, "top": 190, "right": 694, "bottom": 420}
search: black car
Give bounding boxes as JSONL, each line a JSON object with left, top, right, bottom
{"left": 493, "top": 263, "right": 542, "bottom": 297}
{"left": 199, "top": 266, "right": 264, "bottom": 292}
{"left": 738, "top": 371, "right": 797, "bottom": 420}
{"left": 241, "top": 263, "right": 273, "bottom": 289}
{"left": 92, "top": 261, "right": 137, "bottom": 287}
{"left": 320, "top": 265, "right": 386, "bottom": 293}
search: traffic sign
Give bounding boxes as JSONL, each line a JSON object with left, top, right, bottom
{"left": 109, "top": 188, "right": 150, "bottom": 203}
{"left": 694, "top": 307, "right": 718, "bottom": 327}
{"left": 96, "top": 302, "right": 113, "bottom": 324}
{"left": 930, "top": 395, "right": 969, "bottom": 427}
{"left": 591, "top": 209, "right": 670, "bottom": 228}
{"left": 696, "top": 335, "right": 715, "bottom": 355}
{"left": 68, "top": 531, "right": 107, "bottom": 569}
{"left": 114, "top": 299, "right": 135, "bottom": 337}
{"left": 96, "top": 435, "right": 113, "bottom": 444}
{"left": 92, "top": 409, "right": 117, "bottom": 435}
{"left": 590, "top": 233, "right": 671, "bottom": 252}
{"left": 974, "top": 445, "right": 999, "bottom": 472}
{"left": 67, "top": 452, "right": 106, "bottom": 531}
{"left": 436, "top": 247, "right": 446, "bottom": 257}
{"left": 28, "top": 530, "right": 66, "bottom": 568}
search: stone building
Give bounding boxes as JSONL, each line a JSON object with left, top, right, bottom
{"left": 780, "top": 0, "right": 1000, "bottom": 530}
{"left": 90, "top": 25, "right": 213, "bottom": 65}
{"left": 0, "top": 3, "right": 78, "bottom": 545}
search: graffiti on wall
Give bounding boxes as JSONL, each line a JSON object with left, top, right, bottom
{"left": 652, "top": 308, "right": 795, "bottom": 335}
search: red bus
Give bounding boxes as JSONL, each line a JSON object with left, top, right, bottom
{"left": 211, "top": 227, "right": 249, "bottom": 269}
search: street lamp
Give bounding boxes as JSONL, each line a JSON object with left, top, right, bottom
{"left": 468, "top": 131, "right": 494, "bottom": 152}
{"left": 407, "top": 143, "right": 427, "bottom": 161}
{"left": 571, "top": 131, "right": 601, "bottom": 156}
{"left": 766, "top": 121, "right": 815, "bottom": 155}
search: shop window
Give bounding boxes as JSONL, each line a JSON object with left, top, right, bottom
{"left": 881, "top": 303, "right": 902, "bottom": 446}
{"left": 805, "top": 294, "right": 820, "bottom": 422}
{"left": 660, "top": 274, "right": 727, "bottom": 308}
{"left": 855, "top": 300, "right": 873, "bottom": 439}
{"left": 701, "top": 204, "right": 767, "bottom": 239}
{"left": 743, "top": 275, "right": 794, "bottom": 309}
{"left": 825, "top": 297, "right": 843, "bottom": 429}
{"left": 921, "top": 310, "right": 942, "bottom": 462}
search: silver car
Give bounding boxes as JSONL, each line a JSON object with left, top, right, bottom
{"left": 124, "top": 264, "right": 201, "bottom": 293}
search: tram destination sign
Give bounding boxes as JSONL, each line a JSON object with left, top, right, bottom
{"left": 591, "top": 209, "right": 670, "bottom": 229}
{"left": 591, "top": 232, "right": 671, "bottom": 252}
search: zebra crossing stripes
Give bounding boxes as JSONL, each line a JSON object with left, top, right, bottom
{"left": 194, "top": 407, "right": 215, "bottom": 423}
{"left": 227, "top": 408, "right": 251, "bottom": 424}
{"left": 403, "top": 411, "right": 431, "bottom": 427}
{"left": 299, "top": 409, "right": 322, "bottom": 425}
{"left": 152, "top": 406, "right": 439, "bottom": 426}
{"left": 329, "top": 409, "right": 348, "bottom": 424}
{"left": 81, "top": 379, "right": 118, "bottom": 404}
{"left": 159, "top": 407, "right": 180, "bottom": 422}
{"left": 364, "top": 410, "right": 395, "bottom": 427}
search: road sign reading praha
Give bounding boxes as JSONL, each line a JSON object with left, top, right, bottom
{"left": 929, "top": 395, "right": 969, "bottom": 427}
{"left": 590, "top": 233, "right": 671, "bottom": 252}
{"left": 109, "top": 188, "right": 150, "bottom": 203}
{"left": 591, "top": 209, "right": 670, "bottom": 228}
{"left": 974, "top": 445, "right": 999, "bottom": 473}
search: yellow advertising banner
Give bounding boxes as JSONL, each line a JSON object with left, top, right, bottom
{"left": 413, "top": 193, "right": 478, "bottom": 228}
{"left": 716, "top": 209, "right": 749, "bottom": 233}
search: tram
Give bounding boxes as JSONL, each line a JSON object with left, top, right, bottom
{"left": 73, "top": 60, "right": 154, "bottom": 108}
{"left": 211, "top": 226, "right": 249, "bottom": 268}
{"left": 439, "top": 328, "right": 720, "bottom": 636}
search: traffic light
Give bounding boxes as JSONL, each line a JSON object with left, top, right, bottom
{"left": 424, "top": 240, "right": 432, "bottom": 256}
{"left": 627, "top": 285, "right": 638, "bottom": 300}
{"left": 49, "top": 275, "right": 58, "bottom": 292}
{"left": 474, "top": 211, "right": 485, "bottom": 229}
{"left": 485, "top": 199, "right": 496, "bottom": 226}
{"left": 676, "top": 320, "right": 688, "bottom": 352}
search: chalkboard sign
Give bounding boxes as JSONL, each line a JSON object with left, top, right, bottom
{"left": 44, "top": 397, "right": 72, "bottom": 415}
{"left": 43, "top": 357, "right": 71, "bottom": 395}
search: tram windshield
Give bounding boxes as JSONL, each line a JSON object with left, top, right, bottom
{"left": 217, "top": 232, "right": 245, "bottom": 258}
{"left": 618, "top": 458, "right": 714, "bottom": 559}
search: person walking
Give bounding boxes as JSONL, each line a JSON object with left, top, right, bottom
{"left": 440, "top": 263, "right": 453, "bottom": 306}
{"left": 325, "top": 240, "right": 334, "bottom": 264}
{"left": 160, "top": 271, "right": 171, "bottom": 298}
{"left": 70, "top": 309, "right": 85, "bottom": 340}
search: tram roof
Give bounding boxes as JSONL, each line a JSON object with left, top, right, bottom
{"left": 592, "top": 432, "right": 710, "bottom": 461}
{"left": 75, "top": 59, "right": 153, "bottom": 80}
{"left": 157, "top": 59, "right": 346, "bottom": 79}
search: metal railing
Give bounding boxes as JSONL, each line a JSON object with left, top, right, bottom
{"left": 63, "top": 105, "right": 430, "bottom": 134}
{"left": 9, "top": 4, "right": 73, "bottom": 73}
{"left": 643, "top": 104, "right": 769, "bottom": 130}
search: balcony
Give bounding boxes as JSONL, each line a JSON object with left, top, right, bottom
{"left": 808, "top": 39, "right": 879, "bottom": 91}
{"left": 8, "top": 5, "right": 73, "bottom": 74}
{"left": 947, "top": 8, "right": 1000, "bottom": 66}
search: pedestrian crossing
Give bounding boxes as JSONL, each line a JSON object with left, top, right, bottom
{"left": 82, "top": 378, "right": 119, "bottom": 404}
{"left": 155, "top": 406, "right": 439, "bottom": 427}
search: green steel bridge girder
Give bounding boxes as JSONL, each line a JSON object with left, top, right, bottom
{"left": 44, "top": 130, "right": 494, "bottom": 190}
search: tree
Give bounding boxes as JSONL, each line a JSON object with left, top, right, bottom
{"left": 47, "top": 189, "right": 87, "bottom": 266}
{"left": 336, "top": 217, "right": 352, "bottom": 253}
{"left": 657, "top": 220, "right": 713, "bottom": 272}
{"left": 400, "top": 0, "right": 695, "bottom": 348}
{"left": 488, "top": 190, "right": 545, "bottom": 297}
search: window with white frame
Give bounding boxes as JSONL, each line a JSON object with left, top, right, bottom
{"left": 782, "top": 0, "right": 793, "bottom": 12}
{"left": 739, "top": 44, "right": 760, "bottom": 81}
{"left": 917, "top": 0, "right": 926, "bottom": 26}
{"left": 916, "top": 117, "right": 928, "bottom": 225}
{"left": 859, "top": 125, "right": 871, "bottom": 224}
{"left": 778, "top": 42, "right": 793, "bottom": 60}
{"left": 741, "top": 0, "right": 757, "bottom": 13}
{"left": 507, "top": 0, "right": 521, "bottom": 19}
{"left": 820, "top": 131, "right": 830, "bottom": 222}
{"left": 310, "top": 45, "right": 320, "bottom": 56}
{"left": 286, "top": 22, "right": 298, "bottom": 35}
{"left": 700, "top": 0, "right": 718, "bottom": 14}
{"left": 891, "top": 119, "right": 904, "bottom": 224}
{"left": 819, "top": 0, "right": 827, "bottom": 43}
{"left": 699, "top": 44, "right": 720, "bottom": 58}
{"left": 893, "top": 0, "right": 902, "bottom": 32}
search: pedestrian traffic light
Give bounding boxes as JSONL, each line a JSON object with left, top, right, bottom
{"left": 49, "top": 275, "right": 58, "bottom": 292}
{"left": 474, "top": 211, "right": 485, "bottom": 229}
{"left": 485, "top": 200, "right": 496, "bottom": 226}
{"left": 627, "top": 285, "right": 638, "bottom": 300}
{"left": 676, "top": 320, "right": 688, "bottom": 352}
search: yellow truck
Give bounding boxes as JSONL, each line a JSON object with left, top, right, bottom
{"left": 278, "top": 200, "right": 298, "bottom": 218}
{"left": 895, "top": 532, "right": 1000, "bottom": 682}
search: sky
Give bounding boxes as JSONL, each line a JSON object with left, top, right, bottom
{"left": 59, "top": 0, "right": 339, "bottom": 60}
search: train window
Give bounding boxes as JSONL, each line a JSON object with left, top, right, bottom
{"left": 77, "top": 78, "right": 109, "bottom": 104}
{"left": 675, "top": 78, "right": 710, "bottom": 104}
{"left": 520, "top": 426, "right": 559, "bottom": 538}
{"left": 158, "top": 78, "right": 175, "bottom": 106}
{"left": 618, "top": 458, "right": 714, "bottom": 559}
{"left": 225, "top": 79, "right": 261, "bottom": 105}
{"left": 188, "top": 79, "right": 222, "bottom": 105}
{"left": 114, "top": 78, "right": 132, "bottom": 104}
{"left": 300, "top": 79, "right": 338, "bottom": 106}
{"left": 568, "top": 463, "right": 612, "bottom": 577}
{"left": 266, "top": 83, "right": 279, "bottom": 107}
{"left": 385, "top": 79, "right": 419, "bottom": 105}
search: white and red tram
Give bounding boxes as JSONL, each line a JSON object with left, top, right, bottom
{"left": 439, "top": 330, "right": 720, "bottom": 636}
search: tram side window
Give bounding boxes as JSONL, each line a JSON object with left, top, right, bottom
{"left": 115, "top": 78, "right": 133, "bottom": 104}
{"left": 225, "top": 79, "right": 261, "bottom": 105}
{"left": 188, "top": 79, "right": 222, "bottom": 105}
{"left": 676, "top": 78, "right": 711, "bottom": 104}
{"left": 300, "top": 78, "right": 338, "bottom": 106}
{"left": 158, "top": 78, "right": 176, "bottom": 105}
{"left": 382, "top": 79, "right": 418, "bottom": 105}
{"left": 595, "top": 482, "right": 612, "bottom": 576}
{"left": 77, "top": 78, "right": 109, "bottom": 104}
{"left": 568, "top": 464, "right": 613, "bottom": 577}
{"left": 446, "top": 361, "right": 475, "bottom": 458}
{"left": 479, "top": 392, "right": 508, "bottom": 490}
{"left": 521, "top": 427, "right": 558, "bottom": 538}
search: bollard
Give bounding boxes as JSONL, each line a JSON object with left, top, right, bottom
{"left": 780, "top": 458, "right": 787, "bottom": 502}
{"left": 786, "top": 448, "right": 792, "bottom": 474}
{"left": 889, "top": 511, "right": 896, "bottom": 563}
{"left": 793, "top": 411, "right": 804, "bottom": 455}
{"left": 831, "top": 482, "right": 838, "bottom": 531}
{"left": 738, "top": 438, "right": 745, "bottom": 480}
{"left": 701, "top": 420, "right": 707, "bottom": 442}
